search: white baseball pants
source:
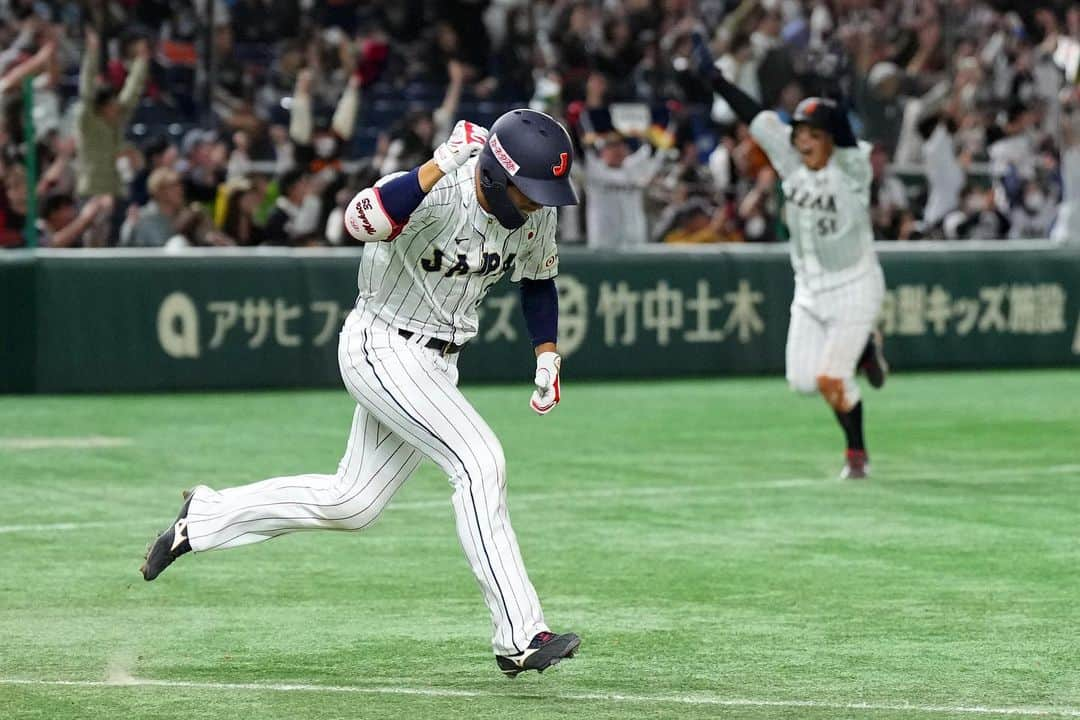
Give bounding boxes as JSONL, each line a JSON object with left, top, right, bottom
{"left": 785, "top": 265, "right": 885, "bottom": 409}
{"left": 184, "top": 309, "right": 548, "bottom": 656}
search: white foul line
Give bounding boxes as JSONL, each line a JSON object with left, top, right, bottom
{"left": 0, "top": 436, "right": 133, "bottom": 450}
{"left": 0, "top": 479, "right": 817, "bottom": 534}
{"left": 2, "top": 678, "right": 1079, "bottom": 717}
{"left": 0, "top": 520, "right": 131, "bottom": 535}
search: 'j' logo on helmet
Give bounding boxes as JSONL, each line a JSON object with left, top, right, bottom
{"left": 552, "top": 152, "right": 569, "bottom": 177}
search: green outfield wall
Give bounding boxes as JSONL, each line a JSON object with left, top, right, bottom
{"left": 2, "top": 245, "right": 1078, "bottom": 393}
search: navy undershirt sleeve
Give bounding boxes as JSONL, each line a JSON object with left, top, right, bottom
{"left": 377, "top": 167, "right": 426, "bottom": 224}
{"left": 519, "top": 278, "right": 558, "bottom": 347}
{"left": 710, "top": 73, "right": 764, "bottom": 126}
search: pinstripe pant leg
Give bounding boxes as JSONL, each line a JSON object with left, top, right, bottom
{"left": 185, "top": 404, "right": 424, "bottom": 551}
{"left": 786, "top": 298, "right": 827, "bottom": 395}
{"left": 339, "top": 324, "right": 547, "bottom": 657}
{"left": 819, "top": 268, "right": 886, "bottom": 409}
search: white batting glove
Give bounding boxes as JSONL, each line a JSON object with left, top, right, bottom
{"left": 433, "top": 120, "right": 489, "bottom": 175}
{"left": 530, "top": 352, "right": 562, "bottom": 415}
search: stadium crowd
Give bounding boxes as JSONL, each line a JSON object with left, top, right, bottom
{"left": 0, "top": 0, "right": 1077, "bottom": 249}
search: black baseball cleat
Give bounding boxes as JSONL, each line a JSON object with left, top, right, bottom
{"left": 840, "top": 449, "right": 870, "bottom": 480}
{"left": 141, "top": 491, "right": 195, "bottom": 581}
{"left": 496, "top": 631, "right": 581, "bottom": 678}
{"left": 858, "top": 330, "right": 889, "bottom": 389}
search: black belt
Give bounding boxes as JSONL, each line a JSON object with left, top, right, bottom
{"left": 397, "top": 329, "right": 464, "bottom": 356}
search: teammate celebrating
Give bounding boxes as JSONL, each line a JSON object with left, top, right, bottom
{"left": 710, "top": 72, "right": 889, "bottom": 479}
{"left": 141, "top": 109, "right": 581, "bottom": 677}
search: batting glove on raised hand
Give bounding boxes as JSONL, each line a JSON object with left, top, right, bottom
{"left": 530, "top": 352, "right": 562, "bottom": 415}
{"left": 433, "top": 120, "right": 489, "bottom": 175}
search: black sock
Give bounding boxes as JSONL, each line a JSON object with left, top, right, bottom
{"left": 833, "top": 401, "right": 866, "bottom": 452}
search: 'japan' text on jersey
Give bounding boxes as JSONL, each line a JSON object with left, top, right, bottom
{"left": 356, "top": 157, "right": 558, "bottom": 345}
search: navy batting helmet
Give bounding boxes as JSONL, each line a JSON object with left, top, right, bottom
{"left": 791, "top": 97, "right": 838, "bottom": 142}
{"left": 478, "top": 109, "right": 578, "bottom": 230}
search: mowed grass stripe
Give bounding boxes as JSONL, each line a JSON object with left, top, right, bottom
{"left": 0, "top": 462, "right": 1074, "bottom": 535}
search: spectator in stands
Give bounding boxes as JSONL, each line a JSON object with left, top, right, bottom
{"left": 123, "top": 167, "right": 219, "bottom": 248}
{"left": 736, "top": 166, "right": 778, "bottom": 243}
{"left": 377, "top": 110, "right": 437, "bottom": 177}
{"left": 178, "top": 129, "right": 226, "bottom": 205}
{"left": 130, "top": 137, "right": 179, "bottom": 208}
{"left": 655, "top": 194, "right": 741, "bottom": 244}
{"left": 0, "top": 161, "right": 27, "bottom": 247}
{"left": 287, "top": 67, "right": 360, "bottom": 176}
{"left": 286, "top": 65, "right": 361, "bottom": 234}
{"left": 707, "top": 132, "right": 735, "bottom": 196}
{"left": 218, "top": 178, "right": 265, "bottom": 247}
{"left": 942, "top": 185, "right": 1009, "bottom": 240}
{"left": 0, "top": 25, "right": 55, "bottom": 97}
{"left": 1052, "top": 87, "right": 1080, "bottom": 245}
{"left": 226, "top": 131, "right": 253, "bottom": 182}
{"left": 269, "top": 124, "right": 295, "bottom": 176}
{"left": 893, "top": 81, "right": 951, "bottom": 167}
{"left": 584, "top": 132, "right": 667, "bottom": 249}
{"left": 869, "top": 144, "right": 911, "bottom": 240}
{"left": 36, "top": 193, "right": 113, "bottom": 248}
{"left": 988, "top": 103, "right": 1041, "bottom": 190}
{"left": 231, "top": 0, "right": 299, "bottom": 45}
{"left": 709, "top": 33, "right": 761, "bottom": 126}
{"left": 854, "top": 62, "right": 905, "bottom": 155}
{"left": 75, "top": 29, "right": 149, "bottom": 201}
{"left": 552, "top": 2, "right": 599, "bottom": 100}
{"left": 0, "top": 0, "right": 1075, "bottom": 251}
{"left": 1009, "top": 178, "right": 1059, "bottom": 239}
{"left": 35, "top": 132, "right": 78, "bottom": 200}
{"left": 264, "top": 168, "right": 321, "bottom": 246}
{"left": 376, "top": 59, "right": 464, "bottom": 176}
{"left": 919, "top": 116, "right": 966, "bottom": 235}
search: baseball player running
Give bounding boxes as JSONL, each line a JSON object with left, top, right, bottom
{"left": 709, "top": 70, "right": 889, "bottom": 479}
{"left": 141, "top": 109, "right": 581, "bottom": 677}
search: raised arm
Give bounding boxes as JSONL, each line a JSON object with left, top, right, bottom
{"left": 289, "top": 69, "right": 314, "bottom": 145}
{"left": 330, "top": 75, "right": 361, "bottom": 140}
{"left": 0, "top": 40, "right": 55, "bottom": 95}
{"left": 51, "top": 195, "right": 113, "bottom": 248}
{"left": 118, "top": 39, "right": 150, "bottom": 114}
{"left": 344, "top": 120, "right": 488, "bottom": 242}
{"left": 709, "top": 70, "right": 765, "bottom": 126}
{"left": 433, "top": 60, "right": 467, "bottom": 142}
{"left": 830, "top": 105, "right": 857, "bottom": 148}
{"left": 622, "top": 142, "right": 670, "bottom": 186}
{"left": 696, "top": 40, "right": 802, "bottom": 176}
{"left": 79, "top": 30, "right": 99, "bottom": 101}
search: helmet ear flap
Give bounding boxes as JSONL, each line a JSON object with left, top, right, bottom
{"left": 480, "top": 164, "right": 503, "bottom": 190}
{"left": 477, "top": 148, "right": 527, "bottom": 229}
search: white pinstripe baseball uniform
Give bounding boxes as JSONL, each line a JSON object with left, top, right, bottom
{"left": 182, "top": 157, "right": 558, "bottom": 656}
{"left": 749, "top": 111, "right": 885, "bottom": 409}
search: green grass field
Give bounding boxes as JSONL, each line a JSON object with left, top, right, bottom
{"left": 1, "top": 370, "right": 1078, "bottom": 719}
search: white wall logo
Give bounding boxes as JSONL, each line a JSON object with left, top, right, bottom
{"left": 556, "top": 275, "right": 588, "bottom": 358}
{"left": 488, "top": 133, "right": 520, "bottom": 176}
{"left": 158, "top": 292, "right": 200, "bottom": 358}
